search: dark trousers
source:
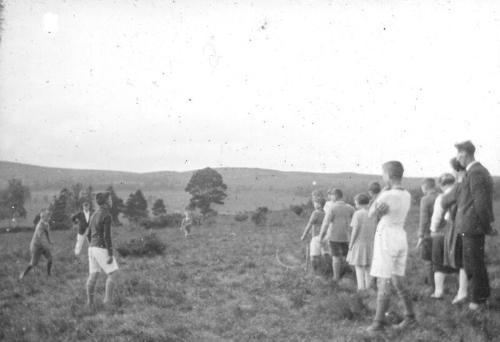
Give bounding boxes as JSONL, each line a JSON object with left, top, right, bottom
{"left": 462, "top": 234, "right": 490, "bottom": 303}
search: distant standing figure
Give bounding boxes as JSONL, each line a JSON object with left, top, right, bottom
{"left": 416, "top": 178, "right": 440, "bottom": 293}
{"left": 319, "top": 188, "right": 355, "bottom": 281}
{"left": 301, "top": 195, "right": 326, "bottom": 276}
{"left": 347, "top": 193, "right": 376, "bottom": 291}
{"left": 181, "top": 208, "right": 194, "bottom": 238}
{"left": 86, "top": 192, "right": 119, "bottom": 308}
{"left": 20, "top": 209, "right": 53, "bottom": 279}
{"left": 366, "top": 161, "right": 415, "bottom": 332}
{"left": 72, "top": 201, "right": 93, "bottom": 256}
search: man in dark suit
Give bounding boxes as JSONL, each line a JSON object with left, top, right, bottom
{"left": 447, "top": 140, "right": 495, "bottom": 310}
{"left": 72, "top": 201, "right": 93, "bottom": 255}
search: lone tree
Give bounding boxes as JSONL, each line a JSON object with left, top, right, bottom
{"left": 0, "top": 178, "right": 31, "bottom": 222}
{"left": 152, "top": 199, "right": 167, "bottom": 216}
{"left": 106, "top": 186, "right": 125, "bottom": 226}
{"left": 185, "top": 167, "right": 227, "bottom": 216}
{"left": 124, "top": 189, "right": 148, "bottom": 223}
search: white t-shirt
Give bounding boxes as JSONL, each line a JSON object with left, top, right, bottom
{"left": 371, "top": 189, "right": 411, "bottom": 230}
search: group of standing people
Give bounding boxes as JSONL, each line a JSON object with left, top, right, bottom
{"left": 301, "top": 140, "right": 495, "bottom": 332}
{"left": 20, "top": 192, "right": 120, "bottom": 309}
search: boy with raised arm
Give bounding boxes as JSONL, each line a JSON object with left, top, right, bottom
{"left": 20, "top": 209, "right": 53, "bottom": 279}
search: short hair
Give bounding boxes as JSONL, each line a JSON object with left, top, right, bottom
{"left": 421, "top": 178, "right": 436, "bottom": 189}
{"left": 454, "top": 140, "right": 475, "bottom": 156}
{"left": 311, "top": 190, "right": 324, "bottom": 201}
{"left": 354, "top": 193, "right": 370, "bottom": 205}
{"left": 96, "top": 192, "right": 110, "bottom": 206}
{"left": 328, "top": 188, "right": 343, "bottom": 199}
{"left": 368, "top": 182, "right": 381, "bottom": 195}
{"left": 450, "top": 157, "right": 465, "bottom": 172}
{"left": 315, "top": 197, "right": 326, "bottom": 207}
{"left": 438, "top": 173, "right": 456, "bottom": 187}
{"left": 382, "top": 161, "right": 404, "bottom": 180}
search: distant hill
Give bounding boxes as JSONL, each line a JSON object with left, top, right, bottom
{"left": 0, "top": 160, "right": 424, "bottom": 194}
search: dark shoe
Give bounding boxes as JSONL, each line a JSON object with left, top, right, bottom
{"left": 393, "top": 316, "right": 417, "bottom": 331}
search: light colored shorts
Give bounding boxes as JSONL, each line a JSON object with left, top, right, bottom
{"left": 88, "top": 247, "right": 119, "bottom": 274}
{"left": 310, "top": 236, "right": 329, "bottom": 257}
{"left": 370, "top": 227, "right": 407, "bottom": 278}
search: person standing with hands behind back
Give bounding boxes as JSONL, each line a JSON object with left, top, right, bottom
{"left": 86, "top": 192, "right": 119, "bottom": 309}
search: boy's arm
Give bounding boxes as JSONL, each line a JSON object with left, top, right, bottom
{"left": 430, "top": 196, "right": 444, "bottom": 234}
{"left": 319, "top": 208, "right": 332, "bottom": 241}
{"left": 417, "top": 197, "right": 429, "bottom": 239}
{"left": 301, "top": 212, "right": 316, "bottom": 240}
{"left": 348, "top": 214, "right": 359, "bottom": 249}
{"left": 44, "top": 224, "right": 52, "bottom": 245}
{"left": 103, "top": 216, "right": 113, "bottom": 261}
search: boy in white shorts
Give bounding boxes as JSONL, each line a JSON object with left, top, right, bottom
{"left": 86, "top": 192, "right": 119, "bottom": 308}
{"left": 366, "top": 161, "right": 415, "bottom": 332}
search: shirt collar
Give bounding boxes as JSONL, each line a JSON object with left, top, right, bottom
{"left": 466, "top": 160, "right": 479, "bottom": 172}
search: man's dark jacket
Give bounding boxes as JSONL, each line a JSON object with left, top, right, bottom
{"left": 443, "top": 162, "right": 494, "bottom": 235}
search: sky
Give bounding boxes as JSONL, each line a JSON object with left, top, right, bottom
{"left": 0, "top": 0, "right": 499, "bottom": 176}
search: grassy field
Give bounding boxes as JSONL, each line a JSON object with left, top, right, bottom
{"left": 1, "top": 203, "right": 500, "bottom": 342}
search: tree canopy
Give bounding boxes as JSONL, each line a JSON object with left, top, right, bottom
{"left": 185, "top": 167, "right": 227, "bottom": 215}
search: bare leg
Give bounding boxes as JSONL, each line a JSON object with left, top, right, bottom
{"left": 355, "top": 266, "right": 365, "bottom": 290}
{"left": 103, "top": 272, "right": 116, "bottom": 304}
{"left": 366, "top": 277, "right": 390, "bottom": 332}
{"left": 19, "top": 265, "right": 33, "bottom": 280}
{"left": 452, "top": 268, "right": 468, "bottom": 304}
{"left": 431, "top": 272, "right": 445, "bottom": 298}
{"left": 392, "top": 275, "right": 416, "bottom": 329}
{"left": 86, "top": 272, "right": 99, "bottom": 307}
{"left": 47, "top": 258, "right": 53, "bottom": 276}
{"left": 332, "top": 256, "right": 342, "bottom": 281}
{"left": 364, "top": 267, "right": 372, "bottom": 290}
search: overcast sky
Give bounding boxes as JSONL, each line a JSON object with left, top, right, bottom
{"left": 0, "top": 0, "right": 499, "bottom": 176}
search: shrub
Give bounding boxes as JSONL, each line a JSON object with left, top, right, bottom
{"left": 251, "top": 207, "right": 269, "bottom": 226}
{"left": 140, "top": 213, "right": 184, "bottom": 229}
{"left": 116, "top": 233, "right": 166, "bottom": 257}
{"left": 289, "top": 205, "right": 304, "bottom": 216}
{"left": 234, "top": 212, "right": 249, "bottom": 222}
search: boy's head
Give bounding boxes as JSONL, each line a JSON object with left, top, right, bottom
{"left": 354, "top": 193, "right": 370, "bottom": 208}
{"left": 40, "top": 209, "right": 50, "bottom": 221}
{"left": 82, "top": 201, "right": 90, "bottom": 211}
{"left": 96, "top": 192, "right": 110, "bottom": 206}
{"left": 455, "top": 140, "right": 475, "bottom": 168}
{"left": 438, "top": 173, "right": 455, "bottom": 190}
{"left": 313, "top": 197, "right": 326, "bottom": 210}
{"left": 382, "top": 161, "right": 404, "bottom": 184}
{"left": 368, "top": 182, "right": 381, "bottom": 198}
{"left": 311, "top": 190, "right": 324, "bottom": 202}
{"left": 327, "top": 188, "right": 343, "bottom": 201}
{"left": 420, "top": 178, "right": 436, "bottom": 194}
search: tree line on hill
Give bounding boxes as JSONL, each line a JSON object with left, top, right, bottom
{"left": 0, "top": 167, "right": 229, "bottom": 230}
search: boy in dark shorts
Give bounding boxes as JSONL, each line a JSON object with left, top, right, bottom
{"left": 20, "top": 209, "right": 53, "bottom": 279}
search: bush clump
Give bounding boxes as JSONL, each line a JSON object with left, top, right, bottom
{"left": 251, "top": 207, "right": 269, "bottom": 226}
{"left": 289, "top": 205, "right": 304, "bottom": 217}
{"left": 116, "top": 233, "right": 166, "bottom": 257}
{"left": 234, "top": 212, "right": 249, "bottom": 222}
{"left": 140, "top": 213, "right": 184, "bottom": 229}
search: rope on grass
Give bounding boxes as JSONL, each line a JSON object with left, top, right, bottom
{"left": 275, "top": 248, "right": 307, "bottom": 271}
